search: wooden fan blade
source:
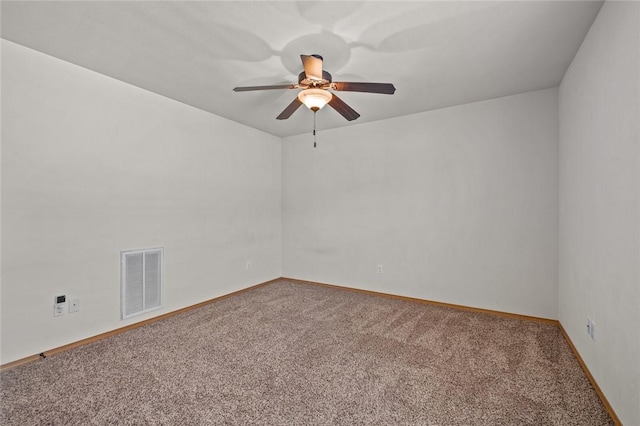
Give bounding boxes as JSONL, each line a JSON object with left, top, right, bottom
{"left": 328, "top": 94, "right": 360, "bottom": 121}
{"left": 332, "top": 82, "right": 396, "bottom": 95}
{"left": 301, "top": 54, "right": 323, "bottom": 81}
{"left": 276, "top": 97, "right": 303, "bottom": 120}
{"left": 233, "top": 84, "right": 297, "bottom": 92}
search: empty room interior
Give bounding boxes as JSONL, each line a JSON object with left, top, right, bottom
{"left": 1, "top": 1, "right": 638, "bottom": 425}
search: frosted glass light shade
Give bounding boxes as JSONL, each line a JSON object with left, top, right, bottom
{"left": 298, "top": 88, "right": 333, "bottom": 111}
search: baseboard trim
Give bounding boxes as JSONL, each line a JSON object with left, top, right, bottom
{"left": 558, "top": 323, "right": 621, "bottom": 425}
{"left": 0, "top": 277, "right": 280, "bottom": 371}
{"left": 283, "top": 277, "right": 559, "bottom": 325}
{"left": 0, "top": 276, "right": 622, "bottom": 424}
{"left": 0, "top": 354, "right": 43, "bottom": 371}
{"left": 284, "top": 276, "right": 619, "bottom": 425}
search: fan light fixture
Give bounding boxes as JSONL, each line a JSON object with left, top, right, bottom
{"left": 298, "top": 88, "right": 332, "bottom": 111}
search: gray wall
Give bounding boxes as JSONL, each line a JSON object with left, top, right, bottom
{"left": 1, "top": 40, "right": 282, "bottom": 363}
{"left": 559, "top": 2, "right": 640, "bottom": 424}
{"left": 3, "top": 7, "right": 638, "bottom": 421}
{"left": 283, "top": 88, "right": 559, "bottom": 319}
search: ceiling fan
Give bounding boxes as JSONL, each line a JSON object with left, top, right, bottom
{"left": 233, "top": 54, "right": 396, "bottom": 121}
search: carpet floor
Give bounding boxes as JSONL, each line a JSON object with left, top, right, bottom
{"left": 1, "top": 280, "right": 612, "bottom": 425}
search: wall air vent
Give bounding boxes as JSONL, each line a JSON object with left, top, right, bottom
{"left": 121, "top": 247, "right": 163, "bottom": 319}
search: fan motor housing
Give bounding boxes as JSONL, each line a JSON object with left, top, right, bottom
{"left": 298, "top": 71, "right": 332, "bottom": 88}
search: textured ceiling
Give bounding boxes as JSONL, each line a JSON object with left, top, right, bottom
{"left": 1, "top": 1, "right": 603, "bottom": 137}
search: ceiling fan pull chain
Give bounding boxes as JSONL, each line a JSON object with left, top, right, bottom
{"left": 313, "top": 111, "right": 317, "bottom": 148}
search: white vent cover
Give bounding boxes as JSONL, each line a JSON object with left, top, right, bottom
{"left": 121, "top": 248, "right": 163, "bottom": 319}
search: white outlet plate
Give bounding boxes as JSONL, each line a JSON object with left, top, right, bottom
{"left": 69, "top": 299, "right": 80, "bottom": 313}
{"left": 377, "top": 264, "right": 383, "bottom": 273}
{"left": 586, "top": 317, "right": 596, "bottom": 341}
{"left": 246, "top": 261, "right": 251, "bottom": 270}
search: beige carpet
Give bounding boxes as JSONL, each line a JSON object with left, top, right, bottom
{"left": 1, "top": 280, "right": 612, "bottom": 425}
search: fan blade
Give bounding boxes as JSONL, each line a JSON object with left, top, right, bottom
{"left": 276, "top": 97, "right": 303, "bottom": 120}
{"left": 328, "top": 94, "right": 360, "bottom": 121}
{"left": 233, "top": 84, "right": 297, "bottom": 92}
{"left": 332, "top": 82, "right": 396, "bottom": 95}
{"left": 301, "top": 54, "right": 323, "bottom": 81}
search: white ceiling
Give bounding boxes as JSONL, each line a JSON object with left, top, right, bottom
{"left": 1, "top": 1, "right": 602, "bottom": 137}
